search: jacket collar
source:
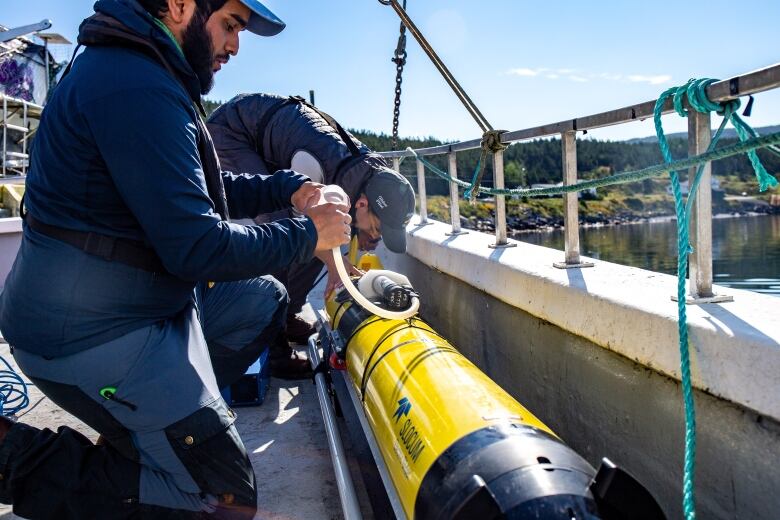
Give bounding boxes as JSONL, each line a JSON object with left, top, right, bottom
{"left": 78, "top": 0, "right": 203, "bottom": 104}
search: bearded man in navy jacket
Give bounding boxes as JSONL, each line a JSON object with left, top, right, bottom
{"left": 0, "top": 0, "right": 352, "bottom": 518}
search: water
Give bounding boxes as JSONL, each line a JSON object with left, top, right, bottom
{"left": 517, "top": 214, "right": 780, "bottom": 297}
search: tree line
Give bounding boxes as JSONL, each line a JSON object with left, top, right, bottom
{"left": 352, "top": 129, "right": 780, "bottom": 196}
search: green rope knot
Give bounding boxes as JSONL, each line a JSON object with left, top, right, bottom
{"left": 667, "top": 78, "right": 778, "bottom": 192}
{"left": 481, "top": 129, "right": 507, "bottom": 153}
{"left": 466, "top": 130, "right": 507, "bottom": 204}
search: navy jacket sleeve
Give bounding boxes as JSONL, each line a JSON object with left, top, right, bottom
{"left": 84, "top": 86, "right": 317, "bottom": 281}
{"left": 222, "top": 168, "right": 310, "bottom": 220}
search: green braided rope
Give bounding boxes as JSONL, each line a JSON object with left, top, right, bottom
{"left": 655, "top": 82, "right": 698, "bottom": 520}
{"left": 679, "top": 77, "right": 778, "bottom": 192}
{"left": 656, "top": 78, "right": 777, "bottom": 520}
{"left": 407, "top": 129, "right": 780, "bottom": 198}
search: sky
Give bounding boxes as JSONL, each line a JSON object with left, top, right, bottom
{"left": 5, "top": 0, "right": 780, "bottom": 143}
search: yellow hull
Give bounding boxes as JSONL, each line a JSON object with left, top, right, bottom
{"left": 321, "top": 258, "right": 663, "bottom": 518}
{"left": 328, "top": 299, "right": 561, "bottom": 518}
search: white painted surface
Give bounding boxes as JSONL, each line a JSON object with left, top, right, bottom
{"left": 0, "top": 217, "right": 22, "bottom": 289}
{"left": 0, "top": 217, "right": 22, "bottom": 234}
{"left": 384, "top": 218, "right": 780, "bottom": 422}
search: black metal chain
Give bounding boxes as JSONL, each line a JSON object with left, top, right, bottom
{"left": 378, "top": 0, "right": 495, "bottom": 135}
{"left": 390, "top": 0, "right": 408, "bottom": 150}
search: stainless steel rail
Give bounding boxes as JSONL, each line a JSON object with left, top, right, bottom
{"left": 307, "top": 335, "right": 363, "bottom": 520}
{"left": 336, "top": 359, "right": 408, "bottom": 520}
{"left": 380, "top": 62, "right": 780, "bottom": 300}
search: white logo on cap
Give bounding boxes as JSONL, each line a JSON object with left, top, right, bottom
{"left": 376, "top": 196, "right": 388, "bottom": 209}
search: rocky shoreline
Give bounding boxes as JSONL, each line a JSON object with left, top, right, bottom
{"left": 459, "top": 199, "right": 780, "bottom": 235}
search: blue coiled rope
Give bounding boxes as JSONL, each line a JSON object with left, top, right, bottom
{"left": 0, "top": 354, "right": 29, "bottom": 417}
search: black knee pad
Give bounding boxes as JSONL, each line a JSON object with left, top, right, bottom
{"left": 165, "top": 398, "right": 257, "bottom": 519}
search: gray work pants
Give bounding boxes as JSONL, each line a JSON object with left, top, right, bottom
{"left": 0, "top": 276, "right": 287, "bottom": 519}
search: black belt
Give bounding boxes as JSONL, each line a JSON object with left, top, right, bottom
{"left": 25, "top": 214, "right": 167, "bottom": 274}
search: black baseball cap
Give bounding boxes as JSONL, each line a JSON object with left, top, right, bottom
{"left": 364, "top": 168, "right": 416, "bottom": 253}
{"left": 238, "top": 0, "right": 286, "bottom": 36}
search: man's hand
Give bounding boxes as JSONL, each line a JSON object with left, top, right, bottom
{"left": 307, "top": 202, "right": 352, "bottom": 252}
{"left": 291, "top": 182, "right": 325, "bottom": 213}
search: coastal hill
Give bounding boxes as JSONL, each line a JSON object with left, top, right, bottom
{"left": 626, "top": 125, "right": 780, "bottom": 144}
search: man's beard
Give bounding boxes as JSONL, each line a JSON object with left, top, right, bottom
{"left": 181, "top": 8, "right": 215, "bottom": 95}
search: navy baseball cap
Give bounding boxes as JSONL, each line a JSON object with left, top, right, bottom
{"left": 364, "top": 168, "right": 416, "bottom": 254}
{"left": 238, "top": 0, "right": 285, "bottom": 36}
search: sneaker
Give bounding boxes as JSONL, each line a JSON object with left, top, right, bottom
{"left": 285, "top": 314, "right": 317, "bottom": 345}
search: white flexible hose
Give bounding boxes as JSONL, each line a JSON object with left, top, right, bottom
{"left": 331, "top": 247, "right": 420, "bottom": 320}
{"left": 318, "top": 184, "right": 419, "bottom": 320}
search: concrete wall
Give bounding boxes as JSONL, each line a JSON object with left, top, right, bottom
{"left": 385, "top": 252, "right": 780, "bottom": 519}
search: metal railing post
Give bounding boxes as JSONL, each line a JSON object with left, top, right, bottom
{"left": 446, "top": 151, "right": 467, "bottom": 236}
{"left": 416, "top": 157, "right": 428, "bottom": 224}
{"left": 489, "top": 150, "right": 515, "bottom": 248}
{"left": 554, "top": 131, "right": 592, "bottom": 268}
{"left": 2, "top": 96, "right": 6, "bottom": 177}
{"left": 22, "top": 101, "right": 28, "bottom": 175}
{"left": 392, "top": 157, "right": 400, "bottom": 173}
{"left": 685, "top": 111, "right": 732, "bottom": 303}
